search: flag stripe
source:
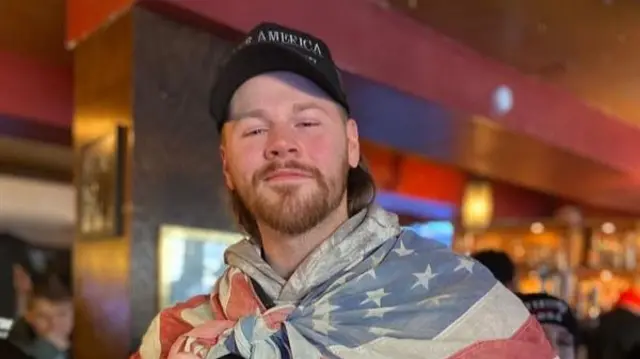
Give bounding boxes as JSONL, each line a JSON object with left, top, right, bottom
{"left": 435, "top": 283, "right": 530, "bottom": 341}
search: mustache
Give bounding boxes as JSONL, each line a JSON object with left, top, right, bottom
{"left": 254, "top": 160, "right": 320, "bottom": 182}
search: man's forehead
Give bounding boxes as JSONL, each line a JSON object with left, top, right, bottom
{"left": 229, "top": 72, "right": 333, "bottom": 113}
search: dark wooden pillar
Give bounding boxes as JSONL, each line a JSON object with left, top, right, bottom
{"left": 72, "top": 8, "right": 236, "bottom": 358}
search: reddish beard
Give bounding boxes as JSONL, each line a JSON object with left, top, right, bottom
{"left": 233, "top": 158, "right": 349, "bottom": 236}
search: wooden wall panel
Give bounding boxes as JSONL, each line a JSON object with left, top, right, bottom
{"left": 73, "top": 13, "right": 133, "bottom": 359}
{"left": 73, "top": 8, "right": 238, "bottom": 356}
{"left": 129, "top": 8, "right": 236, "bottom": 344}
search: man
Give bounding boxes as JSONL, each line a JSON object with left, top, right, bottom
{"left": 471, "top": 250, "right": 517, "bottom": 291}
{"left": 133, "top": 23, "right": 555, "bottom": 359}
{"left": 8, "top": 276, "right": 73, "bottom": 359}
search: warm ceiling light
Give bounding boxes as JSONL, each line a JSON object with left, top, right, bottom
{"left": 461, "top": 180, "right": 494, "bottom": 231}
{"left": 601, "top": 222, "right": 616, "bottom": 234}
{"left": 530, "top": 222, "right": 545, "bottom": 234}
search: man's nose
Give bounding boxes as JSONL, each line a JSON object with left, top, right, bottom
{"left": 265, "top": 127, "right": 299, "bottom": 159}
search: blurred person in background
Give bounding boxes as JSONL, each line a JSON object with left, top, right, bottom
{"left": 0, "top": 233, "right": 34, "bottom": 322}
{"left": 471, "top": 249, "right": 517, "bottom": 291}
{"left": 519, "top": 292, "right": 579, "bottom": 359}
{"left": 13, "top": 263, "right": 34, "bottom": 318}
{"left": 588, "top": 286, "right": 640, "bottom": 359}
{"left": 8, "top": 276, "right": 73, "bottom": 359}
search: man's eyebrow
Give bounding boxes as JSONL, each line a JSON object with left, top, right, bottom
{"left": 292, "top": 102, "right": 328, "bottom": 114}
{"left": 230, "top": 108, "right": 268, "bottom": 121}
{"left": 230, "top": 102, "right": 331, "bottom": 122}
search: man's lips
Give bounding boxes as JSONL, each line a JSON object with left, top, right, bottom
{"left": 263, "top": 169, "right": 312, "bottom": 181}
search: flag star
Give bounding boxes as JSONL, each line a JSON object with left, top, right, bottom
{"left": 312, "top": 314, "right": 336, "bottom": 335}
{"left": 364, "top": 306, "right": 394, "bottom": 318}
{"left": 454, "top": 258, "right": 475, "bottom": 273}
{"left": 360, "top": 288, "right": 389, "bottom": 307}
{"left": 393, "top": 240, "right": 415, "bottom": 257}
{"left": 412, "top": 264, "right": 438, "bottom": 290}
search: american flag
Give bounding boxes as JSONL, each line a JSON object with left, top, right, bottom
{"left": 133, "top": 230, "right": 557, "bottom": 359}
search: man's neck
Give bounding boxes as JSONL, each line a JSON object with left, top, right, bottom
{"left": 259, "top": 204, "right": 350, "bottom": 279}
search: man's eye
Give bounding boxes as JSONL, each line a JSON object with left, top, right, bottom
{"left": 243, "top": 128, "right": 267, "bottom": 137}
{"left": 297, "top": 122, "right": 319, "bottom": 128}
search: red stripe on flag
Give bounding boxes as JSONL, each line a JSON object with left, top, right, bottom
{"left": 447, "top": 315, "right": 556, "bottom": 359}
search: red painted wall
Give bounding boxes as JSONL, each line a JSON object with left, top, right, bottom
{"left": 362, "top": 140, "right": 624, "bottom": 220}
{"left": 492, "top": 181, "right": 557, "bottom": 219}
{"left": 0, "top": 51, "right": 72, "bottom": 127}
{"left": 67, "top": 0, "right": 133, "bottom": 46}
{"left": 491, "top": 182, "right": 634, "bottom": 220}
{"left": 362, "top": 141, "right": 466, "bottom": 206}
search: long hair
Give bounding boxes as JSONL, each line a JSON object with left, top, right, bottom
{"left": 229, "top": 157, "right": 376, "bottom": 240}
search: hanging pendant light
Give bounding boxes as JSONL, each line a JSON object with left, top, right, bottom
{"left": 461, "top": 179, "right": 494, "bottom": 232}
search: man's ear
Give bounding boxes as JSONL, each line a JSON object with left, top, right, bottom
{"left": 345, "top": 119, "right": 360, "bottom": 168}
{"left": 220, "top": 145, "right": 235, "bottom": 190}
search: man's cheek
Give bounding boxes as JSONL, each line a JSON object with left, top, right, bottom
{"left": 35, "top": 320, "right": 51, "bottom": 335}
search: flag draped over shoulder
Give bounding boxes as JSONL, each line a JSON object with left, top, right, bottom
{"left": 132, "top": 207, "right": 557, "bottom": 359}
